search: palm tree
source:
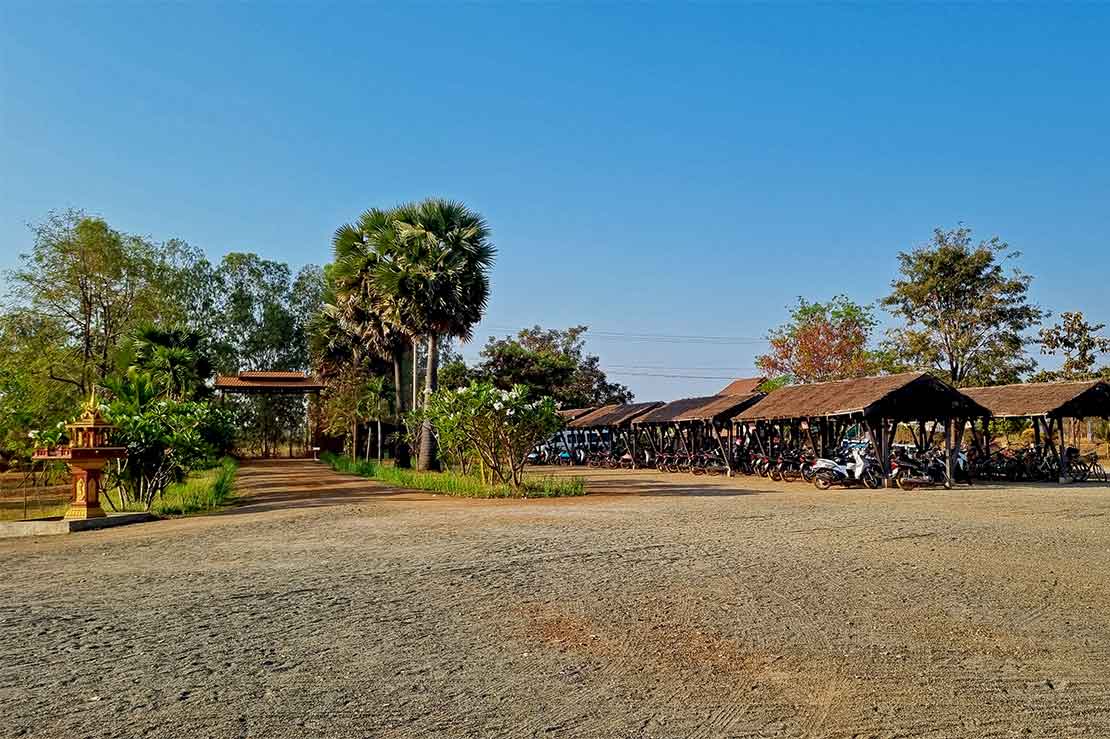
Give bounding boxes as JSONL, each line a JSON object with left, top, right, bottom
{"left": 329, "top": 211, "right": 415, "bottom": 466}
{"left": 373, "top": 199, "right": 494, "bottom": 470}
{"left": 358, "top": 375, "right": 391, "bottom": 462}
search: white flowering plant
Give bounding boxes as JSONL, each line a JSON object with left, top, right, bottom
{"left": 417, "top": 381, "right": 562, "bottom": 487}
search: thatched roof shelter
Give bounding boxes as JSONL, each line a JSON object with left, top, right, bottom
{"left": 736, "top": 371, "right": 987, "bottom": 422}
{"left": 717, "top": 377, "right": 766, "bottom": 396}
{"left": 964, "top": 380, "right": 1110, "bottom": 419}
{"left": 634, "top": 393, "right": 764, "bottom": 425}
{"left": 557, "top": 407, "right": 599, "bottom": 422}
{"left": 568, "top": 402, "right": 664, "bottom": 430}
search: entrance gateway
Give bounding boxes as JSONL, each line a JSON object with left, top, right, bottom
{"left": 214, "top": 371, "right": 325, "bottom": 457}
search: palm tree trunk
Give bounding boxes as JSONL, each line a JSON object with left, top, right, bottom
{"left": 393, "top": 350, "right": 411, "bottom": 468}
{"left": 412, "top": 337, "right": 420, "bottom": 410}
{"left": 417, "top": 333, "right": 440, "bottom": 471}
{"left": 377, "top": 419, "right": 383, "bottom": 463}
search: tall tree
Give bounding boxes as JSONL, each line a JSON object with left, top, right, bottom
{"left": 6, "top": 210, "right": 177, "bottom": 394}
{"left": 475, "top": 325, "right": 633, "bottom": 407}
{"left": 756, "top": 296, "right": 877, "bottom": 384}
{"left": 881, "top": 226, "right": 1044, "bottom": 387}
{"left": 329, "top": 210, "right": 413, "bottom": 465}
{"left": 331, "top": 200, "right": 495, "bottom": 471}
{"left": 1033, "top": 311, "right": 1110, "bottom": 382}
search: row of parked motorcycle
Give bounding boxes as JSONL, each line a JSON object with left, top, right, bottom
{"left": 527, "top": 442, "right": 975, "bottom": 490}
{"left": 967, "top": 445, "right": 1106, "bottom": 482}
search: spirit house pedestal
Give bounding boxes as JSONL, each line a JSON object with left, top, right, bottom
{"left": 33, "top": 396, "right": 126, "bottom": 520}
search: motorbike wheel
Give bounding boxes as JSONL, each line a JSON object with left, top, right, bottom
{"left": 814, "top": 471, "right": 834, "bottom": 491}
{"left": 691, "top": 466, "right": 705, "bottom": 476}
{"left": 770, "top": 467, "right": 782, "bottom": 482}
{"left": 863, "top": 468, "right": 883, "bottom": 489}
{"left": 897, "top": 476, "right": 914, "bottom": 491}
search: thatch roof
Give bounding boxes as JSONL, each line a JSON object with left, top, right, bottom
{"left": 717, "top": 377, "right": 766, "bottom": 396}
{"left": 634, "top": 393, "right": 764, "bottom": 425}
{"left": 963, "top": 380, "right": 1110, "bottom": 419}
{"left": 568, "top": 401, "right": 664, "bottom": 429}
{"left": 557, "top": 407, "right": 598, "bottom": 421}
{"left": 736, "top": 371, "right": 988, "bottom": 422}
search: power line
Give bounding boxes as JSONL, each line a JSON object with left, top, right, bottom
{"left": 604, "top": 370, "right": 740, "bottom": 380}
{"left": 477, "top": 325, "right": 769, "bottom": 345}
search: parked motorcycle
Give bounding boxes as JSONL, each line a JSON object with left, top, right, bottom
{"left": 812, "top": 447, "right": 882, "bottom": 490}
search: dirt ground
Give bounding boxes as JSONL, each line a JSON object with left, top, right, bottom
{"left": 2, "top": 460, "right": 1109, "bottom": 738}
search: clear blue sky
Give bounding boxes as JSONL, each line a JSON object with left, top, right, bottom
{"left": 2, "top": 3, "right": 1107, "bottom": 400}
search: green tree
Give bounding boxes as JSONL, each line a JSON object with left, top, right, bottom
{"left": 1033, "top": 311, "right": 1110, "bottom": 382}
{"left": 881, "top": 226, "right": 1044, "bottom": 386}
{"left": 379, "top": 200, "right": 495, "bottom": 471}
{"left": 327, "top": 217, "right": 412, "bottom": 465}
{"left": 6, "top": 210, "right": 178, "bottom": 394}
{"left": 418, "top": 382, "right": 562, "bottom": 487}
{"left": 756, "top": 296, "right": 877, "bottom": 383}
{"left": 330, "top": 200, "right": 495, "bottom": 471}
{"left": 474, "top": 325, "right": 633, "bottom": 408}
{"left": 122, "top": 324, "right": 215, "bottom": 401}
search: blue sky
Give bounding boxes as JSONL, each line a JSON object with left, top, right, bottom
{"left": 2, "top": 3, "right": 1107, "bottom": 400}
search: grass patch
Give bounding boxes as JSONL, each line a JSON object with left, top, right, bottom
{"left": 100, "top": 457, "right": 240, "bottom": 516}
{"left": 152, "top": 457, "right": 239, "bottom": 516}
{"left": 322, "top": 453, "right": 585, "bottom": 498}
{"left": 0, "top": 500, "right": 69, "bottom": 521}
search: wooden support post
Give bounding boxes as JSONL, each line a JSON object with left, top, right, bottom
{"left": 1058, "top": 416, "right": 1069, "bottom": 483}
{"left": 943, "top": 416, "right": 953, "bottom": 489}
{"left": 714, "top": 423, "right": 733, "bottom": 476}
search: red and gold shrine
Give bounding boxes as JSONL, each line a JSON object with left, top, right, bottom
{"left": 33, "top": 394, "right": 127, "bottom": 520}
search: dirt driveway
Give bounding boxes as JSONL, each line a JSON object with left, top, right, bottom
{"left": 2, "top": 460, "right": 1109, "bottom": 738}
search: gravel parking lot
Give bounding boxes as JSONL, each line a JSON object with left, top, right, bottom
{"left": 2, "top": 460, "right": 1109, "bottom": 738}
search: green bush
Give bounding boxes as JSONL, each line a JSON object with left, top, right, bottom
{"left": 321, "top": 452, "right": 584, "bottom": 499}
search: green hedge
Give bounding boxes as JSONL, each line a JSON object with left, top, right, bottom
{"left": 321, "top": 453, "right": 585, "bottom": 499}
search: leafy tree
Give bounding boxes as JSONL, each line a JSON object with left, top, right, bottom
{"left": 1032, "top": 311, "right": 1110, "bottom": 382}
{"left": 0, "top": 312, "right": 80, "bottom": 459}
{"left": 756, "top": 296, "right": 877, "bottom": 383}
{"left": 6, "top": 210, "right": 177, "bottom": 394}
{"left": 102, "top": 369, "right": 233, "bottom": 510}
{"left": 881, "top": 226, "right": 1044, "bottom": 386}
{"left": 417, "top": 382, "right": 562, "bottom": 487}
{"left": 209, "top": 254, "right": 323, "bottom": 455}
{"left": 475, "top": 325, "right": 633, "bottom": 408}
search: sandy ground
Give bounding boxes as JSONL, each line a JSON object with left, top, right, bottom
{"left": 2, "top": 460, "right": 1109, "bottom": 738}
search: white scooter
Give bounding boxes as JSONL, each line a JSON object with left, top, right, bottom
{"left": 812, "top": 447, "right": 882, "bottom": 490}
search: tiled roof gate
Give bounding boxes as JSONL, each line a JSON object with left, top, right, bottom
{"left": 214, "top": 371, "right": 325, "bottom": 394}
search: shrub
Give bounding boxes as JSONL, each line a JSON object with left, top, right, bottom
{"left": 414, "top": 382, "right": 563, "bottom": 487}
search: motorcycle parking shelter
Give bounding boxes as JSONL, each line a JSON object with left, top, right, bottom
{"left": 735, "top": 371, "right": 989, "bottom": 488}
{"left": 632, "top": 392, "right": 765, "bottom": 475}
{"left": 565, "top": 402, "right": 664, "bottom": 463}
{"left": 963, "top": 380, "right": 1110, "bottom": 483}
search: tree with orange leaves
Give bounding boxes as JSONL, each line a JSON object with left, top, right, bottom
{"left": 756, "top": 296, "right": 878, "bottom": 384}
